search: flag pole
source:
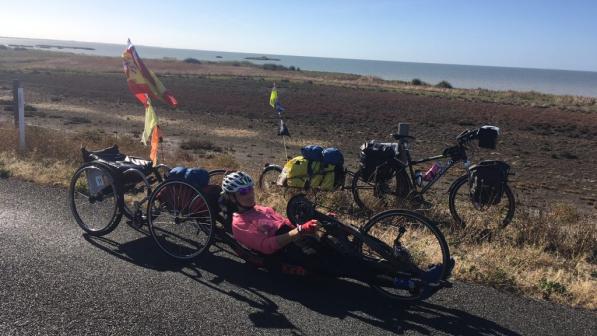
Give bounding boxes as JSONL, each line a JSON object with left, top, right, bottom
{"left": 282, "top": 134, "right": 288, "bottom": 159}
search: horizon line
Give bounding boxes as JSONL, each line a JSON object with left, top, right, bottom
{"left": 2, "top": 35, "right": 597, "bottom": 74}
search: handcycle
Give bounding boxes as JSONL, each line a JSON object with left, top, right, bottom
{"left": 67, "top": 144, "right": 223, "bottom": 236}
{"left": 352, "top": 127, "right": 516, "bottom": 228}
{"left": 144, "top": 178, "right": 454, "bottom": 302}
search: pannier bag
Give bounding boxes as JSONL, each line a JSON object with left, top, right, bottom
{"left": 477, "top": 125, "right": 500, "bottom": 149}
{"left": 468, "top": 160, "right": 510, "bottom": 208}
{"left": 277, "top": 156, "right": 339, "bottom": 191}
{"left": 278, "top": 156, "right": 320, "bottom": 189}
{"left": 301, "top": 145, "right": 324, "bottom": 161}
{"left": 359, "top": 141, "right": 396, "bottom": 181}
{"left": 322, "top": 147, "right": 344, "bottom": 167}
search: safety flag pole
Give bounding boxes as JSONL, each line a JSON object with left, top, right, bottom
{"left": 270, "top": 82, "right": 290, "bottom": 159}
{"left": 282, "top": 131, "right": 288, "bottom": 160}
{"left": 122, "top": 39, "right": 177, "bottom": 166}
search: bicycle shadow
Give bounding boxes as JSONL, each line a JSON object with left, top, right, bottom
{"left": 84, "top": 232, "right": 520, "bottom": 335}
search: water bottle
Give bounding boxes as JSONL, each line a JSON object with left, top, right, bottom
{"left": 415, "top": 170, "right": 423, "bottom": 187}
{"left": 423, "top": 161, "right": 443, "bottom": 181}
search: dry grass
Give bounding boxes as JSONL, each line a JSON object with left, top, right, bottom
{"left": 432, "top": 199, "right": 596, "bottom": 309}
{"left": 0, "top": 123, "right": 239, "bottom": 187}
{"left": 257, "top": 177, "right": 596, "bottom": 309}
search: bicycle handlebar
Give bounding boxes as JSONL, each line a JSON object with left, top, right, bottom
{"left": 456, "top": 128, "right": 479, "bottom": 145}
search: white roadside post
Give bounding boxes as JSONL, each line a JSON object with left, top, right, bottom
{"left": 17, "top": 87, "right": 25, "bottom": 152}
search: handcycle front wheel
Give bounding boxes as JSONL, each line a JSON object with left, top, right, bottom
{"left": 68, "top": 162, "right": 122, "bottom": 236}
{"left": 361, "top": 209, "right": 451, "bottom": 301}
{"left": 147, "top": 180, "right": 215, "bottom": 260}
{"left": 351, "top": 167, "right": 410, "bottom": 213}
{"left": 448, "top": 175, "right": 516, "bottom": 229}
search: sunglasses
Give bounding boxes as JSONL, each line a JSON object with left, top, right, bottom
{"left": 238, "top": 186, "right": 254, "bottom": 196}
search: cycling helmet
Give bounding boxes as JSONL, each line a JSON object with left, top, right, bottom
{"left": 222, "top": 171, "right": 254, "bottom": 193}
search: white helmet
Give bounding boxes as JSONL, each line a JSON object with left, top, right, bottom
{"left": 222, "top": 171, "right": 254, "bottom": 193}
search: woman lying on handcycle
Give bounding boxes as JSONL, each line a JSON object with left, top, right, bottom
{"left": 219, "top": 171, "right": 453, "bottom": 300}
{"left": 221, "top": 171, "right": 373, "bottom": 278}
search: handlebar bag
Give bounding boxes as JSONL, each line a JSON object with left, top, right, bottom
{"left": 477, "top": 126, "right": 500, "bottom": 149}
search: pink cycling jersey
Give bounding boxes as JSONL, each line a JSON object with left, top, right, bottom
{"left": 232, "top": 205, "right": 295, "bottom": 255}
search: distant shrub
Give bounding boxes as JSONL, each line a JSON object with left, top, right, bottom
{"left": 183, "top": 58, "right": 201, "bottom": 64}
{"left": 262, "top": 63, "right": 288, "bottom": 71}
{"left": 180, "top": 139, "right": 222, "bottom": 152}
{"left": 436, "top": 80, "right": 453, "bottom": 89}
{"left": 411, "top": 78, "right": 428, "bottom": 86}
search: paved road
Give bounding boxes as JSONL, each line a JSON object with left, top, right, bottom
{"left": 0, "top": 178, "right": 595, "bottom": 335}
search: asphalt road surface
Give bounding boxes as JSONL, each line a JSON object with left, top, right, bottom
{"left": 0, "top": 178, "right": 595, "bottom": 335}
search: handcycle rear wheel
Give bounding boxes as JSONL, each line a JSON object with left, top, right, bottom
{"left": 448, "top": 175, "right": 515, "bottom": 229}
{"left": 147, "top": 180, "right": 215, "bottom": 260}
{"left": 68, "top": 162, "right": 122, "bottom": 236}
{"left": 361, "top": 209, "right": 451, "bottom": 301}
{"left": 351, "top": 167, "right": 410, "bottom": 213}
{"left": 207, "top": 169, "right": 228, "bottom": 187}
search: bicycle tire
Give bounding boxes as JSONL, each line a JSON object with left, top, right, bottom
{"left": 258, "top": 165, "right": 283, "bottom": 193}
{"left": 361, "top": 209, "right": 451, "bottom": 301}
{"left": 351, "top": 167, "right": 410, "bottom": 213}
{"left": 68, "top": 162, "right": 122, "bottom": 236}
{"left": 448, "top": 175, "right": 515, "bottom": 229}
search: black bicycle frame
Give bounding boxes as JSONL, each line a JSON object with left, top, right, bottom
{"left": 398, "top": 143, "right": 464, "bottom": 196}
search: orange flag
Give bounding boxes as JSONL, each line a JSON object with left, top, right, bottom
{"left": 150, "top": 125, "right": 161, "bottom": 166}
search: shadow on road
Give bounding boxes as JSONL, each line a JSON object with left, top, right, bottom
{"left": 84, "top": 232, "right": 520, "bottom": 335}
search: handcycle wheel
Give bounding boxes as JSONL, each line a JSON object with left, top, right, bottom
{"left": 258, "top": 165, "right": 284, "bottom": 195}
{"left": 361, "top": 209, "right": 451, "bottom": 301}
{"left": 147, "top": 180, "right": 215, "bottom": 260}
{"left": 448, "top": 175, "right": 515, "bottom": 229}
{"left": 68, "top": 162, "right": 122, "bottom": 236}
{"left": 121, "top": 168, "right": 151, "bottom": 222}
{"left": 154, "top": 164, "right": 171, "bottom": 182}
{"left": 351, "top": 167, "right": 410, "bottom": 213}
{"left": 207, "top": 169, "right": 228, "bottom": 187}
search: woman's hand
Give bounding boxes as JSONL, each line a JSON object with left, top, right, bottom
{"left": 297, "top": 219, "right": 320, "bottom": 235}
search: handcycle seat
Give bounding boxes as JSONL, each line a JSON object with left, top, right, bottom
{"left": 81, "top": 145, "right": 153, "bottom": 177}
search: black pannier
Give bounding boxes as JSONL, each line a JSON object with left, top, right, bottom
{"left": 468, "top": 160, "right": 510, "bottom": 208}
{"left": 477, "top": 125, "right": 500, "bottom": 149}
{"left": 359, "top": 141, "right": 396, "bottom": 182}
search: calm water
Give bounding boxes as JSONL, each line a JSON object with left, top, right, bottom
{"left": 2, "top": 36, "right": 597, "bottom": 97}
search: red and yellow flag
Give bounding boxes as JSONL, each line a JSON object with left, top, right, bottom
{"left": 122, "top": 40, "right": 178, "bottom": 108}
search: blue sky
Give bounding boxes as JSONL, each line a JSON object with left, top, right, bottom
{"left": 1, "top": 0, "right": 596, "bottom": 71}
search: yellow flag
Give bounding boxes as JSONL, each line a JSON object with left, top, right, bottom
{"left": 269, "top": 86, "right": 278, "bottom": 108}
{"left": 141, "top": 98, "right": 158, "bottom": 145}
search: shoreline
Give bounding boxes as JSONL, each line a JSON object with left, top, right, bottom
{"left": 2, "top": 38, "right": 596, "bottom": 97}
{"left": 1, "top": 49, "right": 596, "bottom": 114}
